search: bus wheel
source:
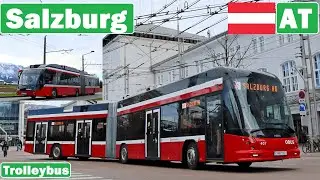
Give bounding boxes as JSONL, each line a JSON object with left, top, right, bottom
{"left": 186, "top": 142, "right": 199, "bottom": 170}
{"left": 51, "top": 144, "right": 62, "bottom": 160}
{"left": 119, "top": 145, "right": 128, "bottom": 164}
{"left": 237, "top": 162, "right": 252, "bottom": 168}
{"left": 51, "top": 88, "right": 57, "bottom": 99}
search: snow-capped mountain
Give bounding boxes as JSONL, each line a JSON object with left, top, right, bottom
{"left": 0, "top": 63, "right": 23, "bottom": 83}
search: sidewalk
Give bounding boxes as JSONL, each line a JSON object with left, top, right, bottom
{"left": 299, "top": 145, "right": 320, "bottom": 157}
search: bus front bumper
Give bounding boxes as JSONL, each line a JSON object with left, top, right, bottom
{"left": 229, "top": 148, "right": 301, "bottom": 163}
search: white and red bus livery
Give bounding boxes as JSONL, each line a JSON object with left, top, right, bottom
{"left": 25, "top": 67, "right": 300, "bottom": 169}
{"left": 17, "top": 64, "right": 101, "bottom": 98}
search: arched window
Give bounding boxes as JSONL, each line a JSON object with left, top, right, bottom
{"left": 281, "top": 60, "right": 298, "bottom": 92}
{"left": 314, "top": 53, "right": 320, "bottom": 87}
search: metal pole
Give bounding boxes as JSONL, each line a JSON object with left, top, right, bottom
{"left": 300, "top": 34, "right": 314, "bottom": 152}
{"left": 0, "top": 126, "right": 8, "bottom": 141}
{"left": 306, "top": 35, "right": 319, "bottom": 136}
{"left": 124, "top": 44, "right": 129, "bottom": 96}
{"left": 43, "top": 35, "right": 47, "bottom": 64}
{"left": 81, "top": 55, "right": 85, "bottom": 96}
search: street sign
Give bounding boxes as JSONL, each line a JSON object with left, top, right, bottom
{"left": 299, "top": 99, "right": 306, "bottom": 103}
{"left": 300, "top": 103, "right": 306, "bottom": 116}
{"left": 299, "top": 89, "right": 306, "bottom": 99}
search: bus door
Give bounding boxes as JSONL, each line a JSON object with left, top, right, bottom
{"left": 206, "top": 94, "right": 223, "bottom": 159}
{"left": 33, "top": 122, "right": 48, "bottom": 154}
{"left": 145, "top": 109, "right": 160, "bottom": 159}
{"left": 75, "top": 120, "right": 92, "bottom": 156}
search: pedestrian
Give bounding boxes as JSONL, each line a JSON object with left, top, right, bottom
{"left": 2, "top": 140, "right": 9, "bottom": 157}
{"left": 16, "top": 138, "right": 22, "bottom": 151}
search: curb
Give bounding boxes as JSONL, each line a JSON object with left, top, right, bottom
{"left": 0, "top": 96, "right": 26, "bottom": 98}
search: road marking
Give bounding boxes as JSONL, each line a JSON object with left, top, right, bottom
{"left": 69, "top": 177, "right": 104, "bottom": 179}
{"left": 71, "top": 174, "right": 92, "bottom": 177}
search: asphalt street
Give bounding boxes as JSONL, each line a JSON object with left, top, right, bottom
{"left": 1, "top": 148, "right": 320, "bottom": 180}
{"left": 0, "top": 92, "right": 102, "bottom": 101}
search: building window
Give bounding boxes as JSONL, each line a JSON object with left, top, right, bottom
{"left": 278, "top": 35, "right": 284, "bottom": 46}
{"left": 252, "top": 38, "right": 258, "bottom": 53}
{"left": 236, "top": 45, "right": 241, "bottom": 59}
{"left": 200, "top": 62, "right": 204, "bottom": 72}
{"left": 172, "top": 70, "right": 175, "bottom": 81}
{"left": 229, "top": 47, "right": 235, "bottom": 57}
{"left": 259, "top": 36, "right": 265, "bottom": 51}
{"left": 287, "top": 34, "right": 293, "bottom": 42}
{"left": 281, "top": 60, "right": 298, "bottom": 92}
{"left": 314, "top": 53, "right": 320, "bottom": 87}
{"left": 157, "top": 75, "right": 161, "bottom": 85}
{"left": 168, "top": 72, "right": 172, "bottom": 82}
{"left": 185, "top": 66, "right": 189, "bottom": 77}
{"left": 160, "top": 74, "right": 164, "bottom": 84}
{"left": 258, "top": 68, "right": 267, "bottom": 72}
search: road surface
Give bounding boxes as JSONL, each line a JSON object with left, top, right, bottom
{"left": 0, "top": 92, "right": 102, "bottom": 102}
{"left": 1, "top": 148, "right": 320, "bottom": 180}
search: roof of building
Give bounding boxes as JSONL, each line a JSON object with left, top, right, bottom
{"left": 103, "top": 24, "right": 208, "bottom": 47}
{"left": 151, "top": 31, "right": 228, "bottom": 69}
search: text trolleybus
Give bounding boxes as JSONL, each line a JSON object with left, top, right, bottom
{"left": 25, "top": 67, "right": 300, "bottom": 169}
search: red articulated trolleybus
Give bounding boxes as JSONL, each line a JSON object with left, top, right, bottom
{"left": 17, "top": 64, "right": 101, "bottom": 98}
{"left": 25, "top": 67, "right": 300, "bottom": 169}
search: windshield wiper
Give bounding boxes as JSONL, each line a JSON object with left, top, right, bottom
{"left": 250, "top": 127, "right": 281, "bottom": 134}
{"left": 250, "top": 124, "right": 295, "bottom": 134}
{"left": 268, "top": 123, "right": 295, "bottom": 133}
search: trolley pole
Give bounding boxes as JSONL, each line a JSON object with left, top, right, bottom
{"left": 306, "top": 35, "right": 319, "bottom": 137}
{"left": 300, "top": 34, "right": 314, "bottom": 152}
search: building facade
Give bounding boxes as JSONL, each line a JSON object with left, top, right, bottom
{"left": 0, "top": 101, "right": 20, "bottom": 143}
{"left": 102, "top": 24, "right": 206, "bottom": 101}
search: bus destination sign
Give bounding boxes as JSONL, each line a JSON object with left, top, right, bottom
{"left": 234, "top": 81, "right": 278, "bottom": 93}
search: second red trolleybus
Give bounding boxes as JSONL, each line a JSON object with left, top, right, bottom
{"left": 25, "top": 67, "right": 300, "bottom": 169}
{"left": 17, "top": 64, "right": 101, "bottom": 98}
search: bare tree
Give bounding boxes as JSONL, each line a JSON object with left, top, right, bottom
{"left": 213, "top": 34, "right": 253, "bottom": 68}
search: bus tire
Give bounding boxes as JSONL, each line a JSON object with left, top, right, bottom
{"left": 51, "top": 144, "right": 62, "bottom": 160}
{"left": 119, "top": 144, "right": 129, "bottom": 164}
{"left": 237, "top": 162, "right": 252, "bottom": 168}
{"left": 51, "top": 88, "right": 57, "bottom": 99}
{"left": 185, "top": 142, "right": 199, "bottom": 170}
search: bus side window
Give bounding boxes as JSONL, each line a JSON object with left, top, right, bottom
{"left": 26, "top": 122, "right": 35, "bottom": 141}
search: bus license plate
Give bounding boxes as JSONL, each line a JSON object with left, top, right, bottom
{"left": 21, "top": 93, "right": 26, "bottom": 95}
{"left": 274, "top": 151, "right": 287, "bottom": 156}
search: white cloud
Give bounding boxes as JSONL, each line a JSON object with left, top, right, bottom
{"left": 0, "top": 53, "right": 37, "bottom": 67}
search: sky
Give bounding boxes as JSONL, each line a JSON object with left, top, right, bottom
{"left": 0, "top": 0, "right": 287, "bottom": 81}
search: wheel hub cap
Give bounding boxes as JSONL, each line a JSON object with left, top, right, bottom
{"left": 53, "top": 148, "right": 60, "bottom": 157}
{"left": 121, "top": 148, "right": 127, "bottom": 160}
{"left": 187, "top": 148, "right": 196, "bottom": 165}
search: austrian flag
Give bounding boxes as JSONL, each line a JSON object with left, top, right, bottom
{"left": 228, "top": 2, "right": 276, "bottom": 34}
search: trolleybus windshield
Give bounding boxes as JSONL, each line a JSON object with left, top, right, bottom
{"left": 232, "top": 73, "right": 295, "bottom": 138}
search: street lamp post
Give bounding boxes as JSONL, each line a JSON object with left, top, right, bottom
{"left": 81, "top": 51, "right": 95, "bottom": 95}
{"left": 43, "top": 35, "right": 47, "bottom": 64}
